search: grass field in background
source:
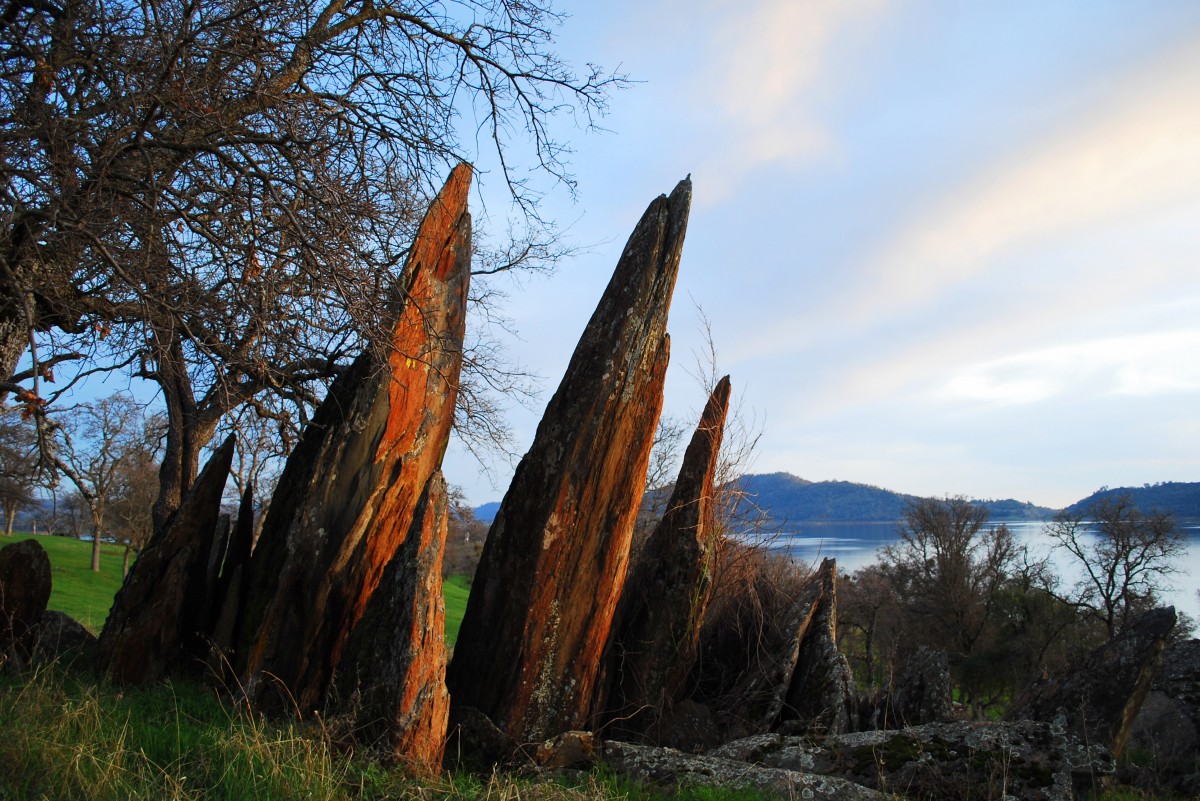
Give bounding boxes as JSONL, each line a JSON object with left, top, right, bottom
{"left": 5, "top": 533, "right": 127, "bottom": 634}
{"left": 5, "top": 533, "right": 474, "bottom": 641}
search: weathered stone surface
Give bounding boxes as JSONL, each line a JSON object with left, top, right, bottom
{"left": 598, "top": 376, "right": 731, "bottom": 739}
{"left": 712, "top": 721, "right": 1116, "bottom": 801}
{"left": 236, "top": 164, "right": 472, "bottom": 712}
{"left": 1006, "top": 606, "right": 1176, "bottom": 758}
{"left": 861, "top": 646, "right": 953, "bottom": 730}
{"left": 602, "top": 740, "right": 889, "bottom": 800}
{"left": 207, "top": 484, "right": 256, "bottom": 680}
{"left": 444, "top": 706, "right": 518, "bottom": 769}
{"left": 335, "top": 471, "right": 450, "bottom": 771}
{"left": 1127, "top": 638, "right": 1200, "bottom": 794}
{"left": 447, "top": 178, "right": 692, "bottom": 744}
{"left": 719, "top": 561, "right": 824, "bottom": 736}
{"left": 31, "top": 609, "right": 96, "bottom": 667}
{"left": 97, "top": 435, "right": 235, "bottom": 683}
{"left": 0, "top": 538, "right": 52, "bottom": 670}
{"left": 779, "top": 558, "right": 856, "bottom": 736}
{"left": 535, "top": 731, "right": 597, "bottom": 769}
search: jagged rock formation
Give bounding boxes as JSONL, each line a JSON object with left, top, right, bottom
{"left": 1128, "top": 638, "right": 1200, "bottom": 795}
{"left": 96, "top": 435, "right": 236, "bottom": 683}
{"left": 860, "top": 646, "right": 953, "bottom": 730}
{"left": 1006, "top": 606, "right": 1176, "bottom": 758}
{"left": 598, "top": 376, "right": 731, "bottom": 739}
{"left": 0, "top": 538, "right": 52, "bottom": 670}
{"left": 711, "top": 722, "right": 1115, "bottom": 801}
{"left": 447, "top": 178, "right": 692, "bottom": 745}
{"left": 335, "top": 471, "right": 451, "bottom": 770}
{"left": 235, "top": 164, "right": 472, "bottom": 713}
{"left": 779, "top": 558, "right": 856, "bottom": 735}
{"left": 718, "top": 558, "right": 852, "bottom": 738}
{"left": 207, "top": 485, "right": 256, "bottom": 680}
{"left": 602, "top": 740, "right": 889, "bottom": 800}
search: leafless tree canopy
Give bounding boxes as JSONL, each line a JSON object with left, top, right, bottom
{"left": 1, "top": 0, "right": 621, "bottom": 524}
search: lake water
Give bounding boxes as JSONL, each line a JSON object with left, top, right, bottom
{"left": 765, "top": 519, "right": 1200, "bottom": 625}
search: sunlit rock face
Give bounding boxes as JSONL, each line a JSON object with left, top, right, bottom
{"left": 97, "top": 435, "right": 235, "bottom": 684}
{"left": 335, "top": 471, "right": 451, "bottom": 771}
{"left": 447, "top": 178, "right": 693, "bottom": 744}
{"left": 234, "top": 164, "right": 472, "bottom": 714}
{"left": 597, "top": 375, "right": 731, "bottom": 739}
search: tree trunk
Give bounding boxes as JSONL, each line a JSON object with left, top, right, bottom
{"left": 151, "top": 333, "right": 217, "bottom": 532}
{"left": 0, "top": 298, "right": 29, "bottom": 404}
{"left": 91, "top": 510, "right": 103, "bottom": 573}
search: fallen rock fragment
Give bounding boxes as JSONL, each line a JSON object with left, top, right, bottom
{"left": 0, "top": 538, "right": 52, "bottom": 670}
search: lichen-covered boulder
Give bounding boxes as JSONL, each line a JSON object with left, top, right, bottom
{"left": 602, "top": 740, "right": 889, "bottom": 800}
{"left": 447, "top": 178, "right": 692, "bottom": 745}
{"left": 1006, "top": 606, "right": 1176, "bottom": 758}
{"left": 712, "top": 720, "right": 1115, "bottom": 801}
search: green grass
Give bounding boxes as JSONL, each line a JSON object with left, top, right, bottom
{"left": 8, "top": 532, "right": 475, "bottom": 641}
{"left": 5, "top": 533, "right": 127, "bottom": 634}
{"left": 444, "top": 574, "right": 471, "bottom": 648}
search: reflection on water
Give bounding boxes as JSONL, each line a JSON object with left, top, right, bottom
{"left": 762, "top": 520, "right": 1200, "bottom": 624}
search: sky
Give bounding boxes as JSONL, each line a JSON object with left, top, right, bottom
{"left": 441, "top": 0, "right": 1200, "bottom": 509}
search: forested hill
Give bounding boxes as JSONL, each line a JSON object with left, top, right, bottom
{"left": 1062, "top": 481, "right": 1200, "bottom": 518}
{"left": 734, "top": 472, "right": 1056, "bottom": 523}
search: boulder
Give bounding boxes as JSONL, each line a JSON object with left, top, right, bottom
{"left": 1006, "top": 606, "right": 1176, "bottom": 758}
{"left": 235, "top": 164, "right": 472, "bottom": 713}
{"left": 1127, "top": 638, "right": 1200, "bottom": 794}
{"left": 535, "top": 731, "right": 597, "bottom": 770}
{"left": 712, "top": 720, "right": 1116, "bottom": 801}
{"left": 597, "top": 376, "right": 731, "bottom": 739}
{"left": 861, "top": 646, "right": 953, "bottom": 729}
{"left": 779, "top": 557, "right": 856, "bottom": 736}
{"left": 31, "top": 609, "right": 96, "bottom": 667}
{"left": 0, "top": 538, "right": 52, "bottom": 670}
{"left": 447, "top": 178, "right": 691, "bottom": 744}
{"left": 96, "top": 435, "right": 235, "bottom": 683}
{"left": 334, "top": 471, "right": 451, "bottom": 771}
{"left": 602, "top": 740, "right": 889, "bottom": 800}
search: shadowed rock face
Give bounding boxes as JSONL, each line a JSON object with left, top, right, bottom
{"left": 447, "top": 178, "right": 692, "bottom": 744}
{"left": 97, "top": 435, "right": 236, "bottom": 683}
{"left": 780, "top": 558, "right": 856, "bottom": 736}
{"left": 235, "top": 164, "right": 472, "bottom": 712}
{"left": 0, "top": 537, "right": 52, "bottom": 670}
{"left": 598, "top": 376, "right": 731, "bottom": 738}
{"left": 1006, "top": 606, "right": 1176, "bottom": 758}
{"left": 335, "top": 471, "right": 451, "bottom": 771}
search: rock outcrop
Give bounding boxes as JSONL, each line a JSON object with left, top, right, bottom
{"left": 602, "top": 740, "right": 889, "bottom": 801}
{"left": 1006, "top": 606, "right": 1176, "bottom": 759}
{"left": 235, "top": 164, "right": 471, "bottom": 713}
{"left": 1127, "top": 638, "right": 1200, "bottom": 795}
{"left": 0, "top": 538, "right": 52, "bottom": 670}
{"left": 335, "top": 471, "right": 451, "bottom": 771}
{"left": 447, "top": 178, "right": 692, "bottom": 745}
{"left": 96, "top": 435, "right": 236, "bottom": 683}
{"left": 597, "top": 376, "right": 731, "bottom": 739}
{"left": 712, "top": 721, "right": 1115, "bottom": 801}
{"left": 860, "top": 646, "right": 953, "bottom": 730}
{"left": 779, "top": 558, "right": 856, "bottom": 736}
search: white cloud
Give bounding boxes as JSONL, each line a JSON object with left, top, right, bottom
{"left": 693, "top": 0, "right": 890, "bottom": 201}
{"left": 851, "top": 38, "right": 1200, "bottom": 318}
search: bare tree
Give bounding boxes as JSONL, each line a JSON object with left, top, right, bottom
{"left": 51, "top": 394, "right": 156, "bottom": 572}
{"left": 1046, "top": 495, "right": 1185, "bottom": 639}
{"left": 0, "top": 414, "right": 37, "bottom": 535}
{"left": 108, "top": 419, "right": 163, "bottom": 575}
{"left": 1, "top": 0, "right": 622, "bottom": 528}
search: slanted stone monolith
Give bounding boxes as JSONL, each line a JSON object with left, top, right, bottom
{"left": 235, "top": 164, "right": 472, "bottom": 713}
{"left": 779, "top": 558, "right": 856, "bottom": 735}
{"left": 0, "top": 538, "right": 52, "bottom": 670}
{"left": 97, "top": 435, "right": 236, "bottom": 683}
{"left": 447, "top": 177, "right": 693, "bottom": 744}
{"left": 598, "top": 375, "right": 731, "bottom": 738}
{"left": 334, "top": 471, "right": 451, "bottom": 771}
{"left": 1006, "top": 605, "right": 1176, "bottom": 758}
